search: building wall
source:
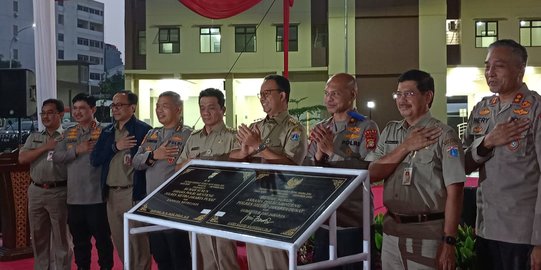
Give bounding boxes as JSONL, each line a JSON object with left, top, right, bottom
{"left": 460, "top": 0, "right": 541, "bottom": 67}
{"left": 355, "top": 0, "right": 420, "bottom": 129}
{"left": 0, "top": 0, "right": 35, "bottom": 69}
{"left": 128, "top": 0, "right": 357, "bottom": 129}
{"left": 56, "top": 0, "right": 104, "bottom": 86}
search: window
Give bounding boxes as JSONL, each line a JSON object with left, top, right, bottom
{"left": 77, "top": 37, "right": 89, "bottom": 46}
{"left": 519, "top": 20, "right": 541, "bottom": 47}
{"left": 200, "top": 27, "right": 221, "bottom": 53}
{"left": 89, "top": 40, "right": 102, "bottom": 48}
{"left": 58, "top": 1, "right": 63, "bottom": 6}
{"left": 158, "top": 28, "right": 180, "bottom": 54}
{"left": 475, "top": 21, "right": 497, "bottom": 48}
{"left": 138, "top": 31, "right": 146, "bottom": 55}
{"left": 58, "top": 50, "right": 64, "bottom": 59}
{"left": 77, "top": 19, "right": 88, "bottom": 29}
{"left": 89, "top": 56, "right": 101, "bottom": 65}
{"left": 58, "top": 33, "right": 64, "bottom": 41}
{"left": 13, "top": 1, "right": 18, "bottom": 12}
{"left": 235, "top": 26, "right": 256, "bottom": 52}
{"left": 90, "top": 73, "right": 101, "bottom": 80}
{"left": 13, "top": 25, "right": 18, "bottom": 36}
{"left": 276, "top": 25, "right": 298, "bottom": 52}
{"left": 58, "top": 14, "right": 64, "bottom": 25}
{"left": 78, "top": 54, "right": 89, "bottom": 62}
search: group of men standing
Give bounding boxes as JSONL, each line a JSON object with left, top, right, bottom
{"left": 18, "top": 38, "right": 539, "bottom": 270}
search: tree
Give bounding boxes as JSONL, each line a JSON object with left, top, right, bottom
{"left": 98, "top": 72, "right": 124, "bottom": 97}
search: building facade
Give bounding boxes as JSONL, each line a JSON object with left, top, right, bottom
{"left": 56, "top": 0, "right": 105, "bottom": 87}
{"left": 125, "top": 0, "right": 541, "bottom": 130}
{"left": 0, "top": 0, "right": 35, "bottom": 69}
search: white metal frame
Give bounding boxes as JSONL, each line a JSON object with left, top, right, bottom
{"left": 123, "top": 160, "right": 371, "bottom": 270}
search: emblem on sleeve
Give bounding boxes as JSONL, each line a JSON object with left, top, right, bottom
{"left": 447, "top": 146, "right": 459, "bottom": 158}
{"left": 290, "top": 131, "right": 300, "bottom": 141}
{"left": 364, "top": 129, "right": 377, "bottom": 150}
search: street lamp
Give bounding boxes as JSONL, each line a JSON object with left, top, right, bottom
{"left": 367, "top": 101, "right": 375, "bottom": 119}
{"left": 9, "top": 23, "right": 36, "bottom": 68}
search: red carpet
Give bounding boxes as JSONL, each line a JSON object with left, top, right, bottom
{"left": 0, "top": 241, "right": 247, "bottom": 270}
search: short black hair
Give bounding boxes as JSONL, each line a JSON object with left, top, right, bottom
{"left": 398, "top": 69, "right": 435, "bottom": 94}
{"left": 199, "top": 88, "right": 225, "bottom": 108}
{"left": 116, "top": 90, "right": 138, "bottom": 105}
{"left": 264, "top": 74, "right": 291, "bottom": 101}
{"left": 489, "top": 39, "right": 528, "bottom": 67}
{"left": 42, "top": 98, "right": 64, "bottom": 113}
{"left": 72, "top": 93, "right": 96, "bottom": 107}
{"left": 398, "top": 69, "right": 435, "bottom": 107}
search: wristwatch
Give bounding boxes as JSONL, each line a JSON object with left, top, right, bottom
{"left": 254, "top": 143, "right": 267, "bottom": 154}
{"left": 442, "top": 236, "right": 457, "bottom": 246}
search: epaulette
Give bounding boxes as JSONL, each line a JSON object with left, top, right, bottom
{"left": 347, "top": 111, "right": 366, "bottom": 122}
{"left": 287, "top": 117, "right": 301, "bottom": 126}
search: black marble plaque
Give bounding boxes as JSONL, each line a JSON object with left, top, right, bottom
{"left": 135, "top": 166, "right": 254, "bottom": 224}
{"left": 206, "top": 170, "right": 354, "bottom": 243}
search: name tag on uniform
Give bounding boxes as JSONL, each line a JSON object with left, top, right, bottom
{"left": 402, "top": 167, "right": 413, "bottom": 186}
{"left": 123, "top": 153, "right": 132, "bottom": 166}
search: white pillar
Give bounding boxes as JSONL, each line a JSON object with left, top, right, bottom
{"left": 33, "top": 0, "right": 57, "bottom": 129}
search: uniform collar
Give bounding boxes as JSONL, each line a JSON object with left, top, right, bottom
{"left": 41, "top": 125, "right": 64, "bottom": 136}
{"left": 202, "top": 121, "right": 225, "bottom": 136}
{"left": 265, "top": 110, "right": 289, "bottom": 124}
{"left": 399, "top": 111, "right": 432, "bottom": 130}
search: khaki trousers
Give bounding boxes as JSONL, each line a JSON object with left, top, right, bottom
{"left": 107, "top": 187, "right": 151, "bottom": 270}
{"left": 28, "top": 184, "right": 72, "bottom": 270}
{"left": 197, "top": 235, "right": 239, "bottom": 270}
{"left": 381, "top": 233, "right": 439, "bottom": 270}
{"left": 246, "top": 243, "right": 288, "bottom": 270}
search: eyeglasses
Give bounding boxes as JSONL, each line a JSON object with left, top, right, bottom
{"left": 257, "top": 89, "right": 281, "bottom": 99}
{"left": 324, "top": 90, "right": 342, "bottom": 98}
{"left": 109, "top": 103, "right": 131, "bottom": 110}
{"left": 392, "top": 91, "right": 417, "bottom": 100}
{"left": 39, "top": 112, "right": 59, "bottom": 117}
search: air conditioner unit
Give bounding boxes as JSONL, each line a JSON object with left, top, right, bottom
{"left": 448, "top": 21, "right": 459, "bottom": 31}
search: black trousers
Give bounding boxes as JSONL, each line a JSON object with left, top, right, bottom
{"left": 149, "top": 229, "right": 192, "bottom": 270}
{"left": 476, "top": 236, "right": 533, "bottom": 270}
{"left": 67, "top": 203, "right": 114, "bottom": 269}
{"left": 313, "top": 225, "right": 376, "bottom": 270}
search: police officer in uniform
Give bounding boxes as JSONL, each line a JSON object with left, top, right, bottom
{"left": 53, "top": 93, "right": 113, "bottom": 270}
{"left": 305, "top": 73, "right": 379, "bottom": 269}
{"left": 175, "top": 88, "right": 240, "bottom": 270}
{"left": 133, "top": 91, "right": 192, "bottom": 270}
{"left": 19, "top": 99, "right": 72, "bottom": 270}
{"left": 367, "top": 70, "right": 465, "bottom": 270}
{"left": 230, "top": 74, "right": 308, "bottom": 270}
{"left": 464, "top": 39, "right": 541, "bottom": 270}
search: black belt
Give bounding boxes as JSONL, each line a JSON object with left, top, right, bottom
{"left": 32, "top": 181, "right": 67, "bottom": 189}
{"left": 388, "top": 211, "right": 445, "bottom": 224}
{"left": 108, "top": 185, "right": 133, "bottom": 191}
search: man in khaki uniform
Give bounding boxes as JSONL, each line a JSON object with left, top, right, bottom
{"left": 176, "top": 88, "right": 240, "bottom": 270}
{"left": 367, "top": 70, "right": 464, "bottom": 270}
{"left": 464, "top": 40, "right": 541, "bottom": 270}
{"left": 19, "top": 99, "right": 72, "bottom": 270}
{"left": 133, "top": 91, "right": 192, "bottom": 270}
{"left": 230, "top": 74, "right": 308, "bottom": 270}
{"left": 305, "top": 73, "right": 379, "bottom": 268}
{"left": 53, "top": 93, "right": 113, "bottom": 270}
